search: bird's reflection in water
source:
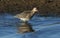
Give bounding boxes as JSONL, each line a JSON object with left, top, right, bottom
{"left": 17, "top": 22, "right": 34, "bottom": 33}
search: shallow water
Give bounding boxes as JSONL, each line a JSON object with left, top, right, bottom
{"left": 0, "top": 13, "right": 60, "bottom": 38}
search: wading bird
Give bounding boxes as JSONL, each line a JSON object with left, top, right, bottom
{"left": 15, "top": 7, "right": 38, "bottom": 33}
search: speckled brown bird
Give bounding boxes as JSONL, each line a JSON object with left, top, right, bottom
{"left": 15, "top": 7, "right": 38, "bottom": 22}
{"left": 15, "top": 7, "right": 38, "bottom": 33}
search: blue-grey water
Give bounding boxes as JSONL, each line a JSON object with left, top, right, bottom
{"left": 0, "top": 13, "right": 60, "bottom": 38}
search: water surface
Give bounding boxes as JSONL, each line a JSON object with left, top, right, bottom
{"left": 0, "top": 13, "right": 60, "bottom": 38}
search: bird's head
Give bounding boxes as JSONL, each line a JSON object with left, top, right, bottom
{"left": 32, "top": 7, "right": 38, "bottom": 13}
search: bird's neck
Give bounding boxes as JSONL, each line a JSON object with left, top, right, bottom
{"left": 29, "top": 11, "right": 36, "bottom": 18}
{"left": 31, "top": 10, "right": 36, "bottom": 14}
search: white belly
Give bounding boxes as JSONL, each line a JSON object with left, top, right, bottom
{"left": 14, "top": 16, "right": 29, "bottom": 22}
{"left": 20, "top": 18, "right": 29, "bottom": 22}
